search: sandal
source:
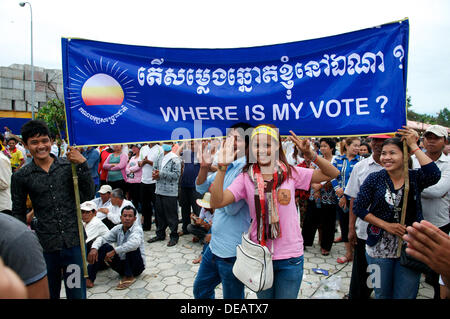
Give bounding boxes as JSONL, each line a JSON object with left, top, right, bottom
{"left": 321, "top": 249, "right": 330, "bottom": 256}
{"left": 334, "top": 236, "right": 342, "bottom": 243}
{"left": 336, "top": 256, "right": 352, "bottom": 264}
{"left": 115, "top": 278, "right": 136, "bottom": 290}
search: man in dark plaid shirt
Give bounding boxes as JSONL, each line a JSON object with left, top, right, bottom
{"left": 11, "top": 120, "right": 94, "bottom": 299}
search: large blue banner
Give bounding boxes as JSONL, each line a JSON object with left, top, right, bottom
{"left": 62, "top": 19, "right": 409, "bottom": 146}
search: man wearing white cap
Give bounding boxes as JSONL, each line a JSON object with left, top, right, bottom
{"left": 81, "top": 201, "right": 109, "bottom": 251}
{"left": 92, "top": 185, "right": 113, "bottom": 227}
{"left": 80, "top": 200, "right": 110, "bottom": 288}
{"left": 412, "top": 124, "right": 450, "bottom": 299}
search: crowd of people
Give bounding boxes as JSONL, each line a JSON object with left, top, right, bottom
{"left": 0, "top": 119, "right": 449, "bottom": 300}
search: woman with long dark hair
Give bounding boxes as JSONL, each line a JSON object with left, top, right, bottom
{"left": 209, "top": 124, "right": 339, "bottom": 299}
{"left": 354, "top": 127, "right": 440, "bottom": 298}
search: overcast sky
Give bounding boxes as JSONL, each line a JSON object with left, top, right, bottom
{"left": 1, "top": 0, "right": 449, "bottom": 116}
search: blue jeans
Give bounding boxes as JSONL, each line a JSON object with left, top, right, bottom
{"left": 366, "top": 253, "right": 421, "bottom": 299}
{"left": 193, "top": 245, "right": 245, "bottom": 299}
{"left": 43, "top": 245, "right": 87, "bottom": 299}
{"left": 257, "top": 255, "right": 304, "bottom": 299}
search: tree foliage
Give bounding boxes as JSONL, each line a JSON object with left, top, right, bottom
{"left": 36, "top": 99, "right": 66, "bottom": 138}
{"left": 406, "top": 94, "right": 449, "bottom": 127}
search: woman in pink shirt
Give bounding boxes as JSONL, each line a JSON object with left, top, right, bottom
{"left": 210, "top": 124, "right": 339, "bottom": 299}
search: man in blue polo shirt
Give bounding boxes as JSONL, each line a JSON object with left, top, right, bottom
{"left": 193, "top": 123, "right": 252, "bottom": 299}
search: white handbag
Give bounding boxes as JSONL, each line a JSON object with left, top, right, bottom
{"left": 232, "top": 231, "right": 273, "bottom": 293}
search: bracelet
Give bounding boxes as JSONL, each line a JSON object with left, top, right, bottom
{"left": 311, "top": 153, "right": 318, "bottom": 164}
{"left": 411, "top": 147, "right": 421, "bottom": 153}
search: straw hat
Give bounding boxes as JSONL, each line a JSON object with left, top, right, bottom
{"left": 196, "top": 192, "right": 211, "bottom": 209}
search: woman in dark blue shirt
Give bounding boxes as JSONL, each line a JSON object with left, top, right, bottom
{"left": 354, "top": 127, "right": 441, "bottom": 299}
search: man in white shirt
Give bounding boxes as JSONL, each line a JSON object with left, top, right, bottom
{"left": 80, "top": 200, "right": 109, "bottom": 289}
{"left": 138, "top": 143, "right": 163, "bottom": 231}
{"left": 93, "top": 184, "right": 113, "bottom": 222}
{"left": 344, "top": 134, "right": 390, "bottom": 299}
{"left": 81, "top": 201, "right": 109, "bottom": 250}
{"left": 97, "top": 188, "right": 137, "bottom": 229}
{"left": 0, "top": 150, "right": 11, "bottom": 214}
{"left": 412, "top": 125, "right": 450, "bottom": 299}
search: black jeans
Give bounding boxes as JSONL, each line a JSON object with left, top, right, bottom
{"left": 348, "top": 237, "right": 373, "bottom": 299}
{"left": 302, "top": 200, "right": 336, "bottom": 251}
{"left": 179, "top": 187, "right": 202, "bottom": 233}
{"left": 88, "top": 243, "right": 144, "bottom": 282}
{"left": 127, "top": 182, "right": 141, "bottom": 212}
{"left": 140, "top": 183, "right": 156, "bottom": 231}
{"left": 155, "top": 194, "right": 179, "bottom": 241}
{"left": 337, "top": 205, "right": 349, "bottom": 242}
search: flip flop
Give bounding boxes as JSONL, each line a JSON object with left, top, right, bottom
{"left": 321, "top": 249, "right": 330, "bottom": 256}
{"left": 115, "top": 278, "right": 136, "bottom": 290}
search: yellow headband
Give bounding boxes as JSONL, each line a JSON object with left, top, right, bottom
{"left": 251, "top": 125, "right": 279, "bottom": 142}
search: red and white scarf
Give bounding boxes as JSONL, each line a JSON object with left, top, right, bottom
{"left": 249, "top": 161, "right": 288, "bottom": 246}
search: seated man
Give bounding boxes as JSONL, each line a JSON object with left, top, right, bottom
{"left": 81, "top": 201, "right": 109, "bottom": 251}
{"left": 92, "top": 185, "right": 113, "bottom": 225}
{"left": 87, "top": 206, "right": 145, "bottom": 290}
{"left": 96, "top": 188, "right": 138, "bottom": 229}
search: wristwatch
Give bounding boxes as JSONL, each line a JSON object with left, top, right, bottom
{"left": 217, "top": 164, "right": 228, "bottom": 172}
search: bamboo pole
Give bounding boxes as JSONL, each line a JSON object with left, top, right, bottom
{"left": 72, "top": 163, "right": 89, "bottom": 278}
{"left": 396, "top": 139, "right": 410, "bottom": 257}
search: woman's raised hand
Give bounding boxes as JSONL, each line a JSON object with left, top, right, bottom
{"left": 217, "top": 137, "right": 237, "bottom": 166}
{"left": 289, "top": 130, "right": 313, "bottom": 161}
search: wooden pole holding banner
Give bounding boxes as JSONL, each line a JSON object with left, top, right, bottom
{"left": 396, "top": 139, "right": 410, "bottom": 257}
{"left": 71, "top": 162, "right": 89, "bottom": 278}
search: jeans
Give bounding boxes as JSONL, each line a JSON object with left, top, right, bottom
{"left": 140, "top": 183, "right": 156, "bottom": 231}
{"left": 43, "top": 245, "right": 87, "bottom": 299}
{"left": 155, "top": 194, "right": 179, "bottom": 241}
{"left": 257, "top": 255, "right": 304, "bottom": 299}
{"left": 366, "top": 253, "right": 421, "bottom": 299}
{"left": 193, "top": 245, "right": 245, "bottom": 299}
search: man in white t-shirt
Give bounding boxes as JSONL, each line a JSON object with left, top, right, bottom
{"left": 344, "top": 134, "right": 390, "bottom": 299}
{"left": 138, "top": 143, "right": 162, "bottom": 231}
{"left": 412, "top": 125, "right": 449, "bottom": 299}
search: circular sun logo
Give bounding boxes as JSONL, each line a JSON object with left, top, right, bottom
{"left": 67, "top": 57, "right": 141, "bottom": 113}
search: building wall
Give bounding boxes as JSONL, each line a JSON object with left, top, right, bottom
{"left": 0, "top": 64, "right": 63, "bottom": 113}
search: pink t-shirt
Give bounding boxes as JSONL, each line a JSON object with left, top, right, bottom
{"left": 228, "top": 166, "right": 313, "bottom": 260}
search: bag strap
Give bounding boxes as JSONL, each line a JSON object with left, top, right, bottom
{"left": 245, "top": 219, "right": 274, "bottom": 254}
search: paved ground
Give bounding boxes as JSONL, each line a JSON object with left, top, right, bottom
{"left": 63, "top": 224, "right": 435, "bottom": 299}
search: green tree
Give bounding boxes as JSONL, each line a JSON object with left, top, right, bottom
{"left": 436, "top": 107, "right": 450, "bottom": 127}
{"left": 36, "top": 99, "right": 66, "bottom": 138}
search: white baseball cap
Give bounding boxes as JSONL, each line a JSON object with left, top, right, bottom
{"left": 424, "top": 125, "right": 448, "bottom": 139}
{"left": 98, "top": 185, "right": 113, "bottom": 194}
{"left": 80, "top": 201, "right": 97, "bottom": 212}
